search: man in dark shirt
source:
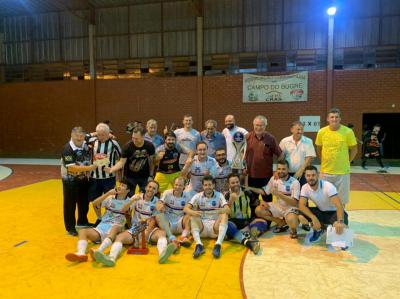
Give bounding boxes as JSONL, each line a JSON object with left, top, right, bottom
{"left": 245, "top": 115, "right": 283, "bottom": 211}
{"left": 61, "top": 127, "right": 95, "bottom": 236}
{"left": 154, "top": 131, "right": 192, "bottom": 194}
{"left": 105, "top": 126, "right": 155, "bottom": 195}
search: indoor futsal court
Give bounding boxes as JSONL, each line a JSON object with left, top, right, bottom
{"left": 1, "top": 0, "right": 400, "bottom": 299}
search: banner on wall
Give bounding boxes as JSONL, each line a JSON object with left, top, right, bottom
{"left": 300, "top": 116, "right": 320, "bottom": 132}
{"left": 243, "top": 72, "right": 308, "bottom": 103}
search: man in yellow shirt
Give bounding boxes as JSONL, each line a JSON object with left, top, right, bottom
{"left": 315, "top": 108, "right": 357, "bottom": 205}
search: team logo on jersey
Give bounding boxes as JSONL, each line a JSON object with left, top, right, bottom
{"left": 233, "top": 132, "right": 245, "bottom": 143}
{"left": 195, "top": 166, "right": 201, "bottom": 174}
{"left": 286, "top": 185, "right": 290, "bottom": 192}
{"left": 181, "top": 200, "right": 186, "bottom": 206}
{"left": 211, "top": 200, "right": 217, "bottom": 207}
{"left": 150, "top": 206, "right": 155, "bottom": 211}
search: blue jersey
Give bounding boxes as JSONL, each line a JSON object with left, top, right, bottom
{"left": 130, "top": 194, "right": 159, "bottom": 224}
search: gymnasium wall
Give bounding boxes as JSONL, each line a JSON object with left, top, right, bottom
{"left": 0, "top": 68, "right": 399, "bottom": 157}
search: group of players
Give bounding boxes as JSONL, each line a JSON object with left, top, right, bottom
{"left": 64, "top": 111, "right": 351, "bottom": 266}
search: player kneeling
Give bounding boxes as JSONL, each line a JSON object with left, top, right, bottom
{"left": 94, "top": 180, "right": 178, "bottom": 266}
{"left": 156, "top": 176, "right": 193, "bottom": 247}
{"left": 183, "top": 175, "right": 230, "bottom": 259}
{"left": 65, "top": 180, "right": 130, "bottom": 262}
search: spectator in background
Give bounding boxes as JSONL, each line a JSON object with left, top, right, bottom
{"left": 145, "top": 119, "right": 164, "bottom": 149}
{"left": 362, "top": 124, "right": 387, "bottom": 172}
{"left": 200, "top": 119, "right": 226, "bottom": 158}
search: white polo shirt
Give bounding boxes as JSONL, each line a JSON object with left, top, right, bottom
{"left": 263, "top": 176, "right": 300, "bottom": 211}
{"left": 279, "top": 135, "right": 316, "bottom": 173}
{"left": 222, "top": 126, "right": 248, "bottom": 163}
{"left": 300, "top": 179, "right": 338, "bottom": 211}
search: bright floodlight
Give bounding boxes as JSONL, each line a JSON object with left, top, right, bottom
{"left": 327, "top": 6, "right": 337, "bottom": 16}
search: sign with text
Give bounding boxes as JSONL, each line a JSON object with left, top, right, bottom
{"left": 300, "top": 116, "right": 320, "bottom": 132}
{"left": 243, "top": 72, "right": 308, "bottom": 103}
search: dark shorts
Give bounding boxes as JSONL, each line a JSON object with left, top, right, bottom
{"left": 304, "top": 208, "right": 349, "bottom": 226}
{"left": 229, "top": 218, "right": 253, "bottom": 230}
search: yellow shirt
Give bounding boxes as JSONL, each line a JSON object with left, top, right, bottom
{"left": 315, "top": 125, "right": 357, "bottom": 174}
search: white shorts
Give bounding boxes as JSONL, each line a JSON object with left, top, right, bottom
{"left": 320, "top": 173, "right": 350, "bottom": 205}
{"left": 267, "top": 202, "right": 298, "bottom": 218}
{"left": 93, "top": 223, "right": 123, "bottom": 241}
{"left": 170, "top": 216, "right": 184, "bottom": 235}
{"left": 200, "top": 219, "right": 218, "bottom": 238}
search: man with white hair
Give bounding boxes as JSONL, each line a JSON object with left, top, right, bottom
{"left": 144, "top": 119, "right": 164, "bottom": 149}
{"left": 200, "top": 119, "right": 226, "bottom": 158}
{"left": 245, "top": 115, "right": 283, "bottom": 214}
{"left": 87, "top": 122, "right": 121, "bottom": 226}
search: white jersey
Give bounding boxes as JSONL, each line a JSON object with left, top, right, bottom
{"left": 130, "top": 194, "right": 159, "bottom": 224}
{"left": 222, "top": 126, "right": 248, "bottom": 162}
{"left": 160, "top": 189, "right": 192, "bottom": 223}
{"left": 100, "top": 197, "right": 130, "bottom": 226}
{"left": 215, "top": 162, "right": 232, "bottom": 193}
{"left": 174, "top": 128, "right": 201, "bottom": 165}
{"left": 279, "top": 135, "right": 316, "bottom": 173}
{"left": 263, "top": 176, "right": 300, "bottom": 211}
{"left": 189, "top": 191, "right": 228, "bottom": 221}
{"left": 189, "top": 155, "right": 218, "bottom": 192}
{"left": 300, "top": 179, "right": 338, "bottom": 211}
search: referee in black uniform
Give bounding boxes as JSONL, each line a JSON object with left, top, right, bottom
{"left": 61, "top": 127, "right": 95, "bottom": 236}
{"left": 86, "top": 123, "right": 121, "bottom": 226}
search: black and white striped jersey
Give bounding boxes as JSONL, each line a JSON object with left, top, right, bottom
{"left": 87, "top": 137, "right": 121, "bottom": 179}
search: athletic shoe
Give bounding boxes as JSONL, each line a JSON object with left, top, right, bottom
{"left": 290, "top": 229, "right": 298, "bottom": 239}
{"left": 273, "top": 225, "right": 289, "bottom": 233}
{"left": 178, "top": 236, "right": 192, "bottom": 248}
{"left": 341, "top": 246, "right": 349, "bottom": 251}
{"left": 212, "top": 244, "right": 222, "bottom": 258}
{"left": 159, "top": 243, "right": 177, "bottom": 264}
{"left": 361, "top": 166, "right": 368, "bottom": 170}
{"left": 193, "top": 244, "right": 205, "bottom": 259}
{"left": 65, "top": 252, "right": 88, "bottom": 262}
{"left": 301, "top": 224, "right": 311, "bottom": 231}
{"left": 244, "top": 238, "right": 260, "bottom": 254}
{"left": 377, "top": 168, "right": 387, "bottom": 173}
{"left": 94, "top": 251, "right": 115, "bottom": 267}
{"left": 67, "top": 230, "right": 78, "bottom": 236}
{"left": 309, "top": 229, "right": 323, "bottom": 243}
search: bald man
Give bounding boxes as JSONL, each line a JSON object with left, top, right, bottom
{"left": 222, "top": 115, "right": 248, "bottom": 163}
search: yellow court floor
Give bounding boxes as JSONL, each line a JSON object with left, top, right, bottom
{"left": 0, "top": 179, "right": 399, "bottom": 299}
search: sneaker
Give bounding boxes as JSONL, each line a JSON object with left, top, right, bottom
{"left": 212, "top": 244, "right": 222, "bottom": 259}
{"left": 290, "top": 229, "right": 298, "bottom": 239}
{"left": 377, "top": 168, "right": 387, "bottom": 173}
{"left": 65, "top": 252, "right": 88, "bottom": 262}
{"left": 159, "top": 243, "right": 177, "bottom": 264}
{"left": 178, "top": 236, "right": 192, "bottom": 248}
{"left": 309, "top": 229, "right": 323, "bottom": 243}
{"left": 362, "top": 166, "right": 368, "bottom": 170}
{"left": 193, "top": 244, "right": 205, "bottom": 259}
{"left": 341, "top": 246, "right": 349, "bottom": 251}
{"left": 94, "top": 251, "right": 115, "bottom": 267}
{"left": 244, "top": 238, "right": 260, "bottom": 254}
{"left": 67, "top": 230, "right": 78, "bottom": 236}
{"left": 301, "top": 224, "right": 311, "bottom": 231}
{"left": 273, "top": 225, "right": 289, "bottom": 234}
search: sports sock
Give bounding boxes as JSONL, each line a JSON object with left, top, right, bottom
{"left": 109, "top": 241, "right": 123, "bottom": 260}
{"left": 157, "top": 237, "right": 168, "bottom": 255}
{"left": 77, "top": 240, "right": 87, "bottom": 255}
{"left": 97, "top": 237, "right": 112, "bottom": 252}
{"left": 216, "top": 223, "right": 228, "bottom": 245}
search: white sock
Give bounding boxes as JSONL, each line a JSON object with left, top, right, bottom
{"left": 191, "top": 228, "right": 202, "bottom": 245}
{"left": 182, "top": 229, "right": 189, "bottom": 238}
{"left": 157, "top": 237, "right": 168, "bottom": 255}
{"left": 109, "top": 241, "right": 123, "bottom": 260}
{"left": 216, "top": 223, "right": 228, "bottom": 245}
{"left": 77, "top": 240, "right": 88, "bottom": 255}
{"left": 97, "top": 237, "right": 112, "bottom": 252}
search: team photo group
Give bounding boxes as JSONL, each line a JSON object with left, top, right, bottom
{"left": 62, "top": 107, "right": 356, "bottom": 266}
